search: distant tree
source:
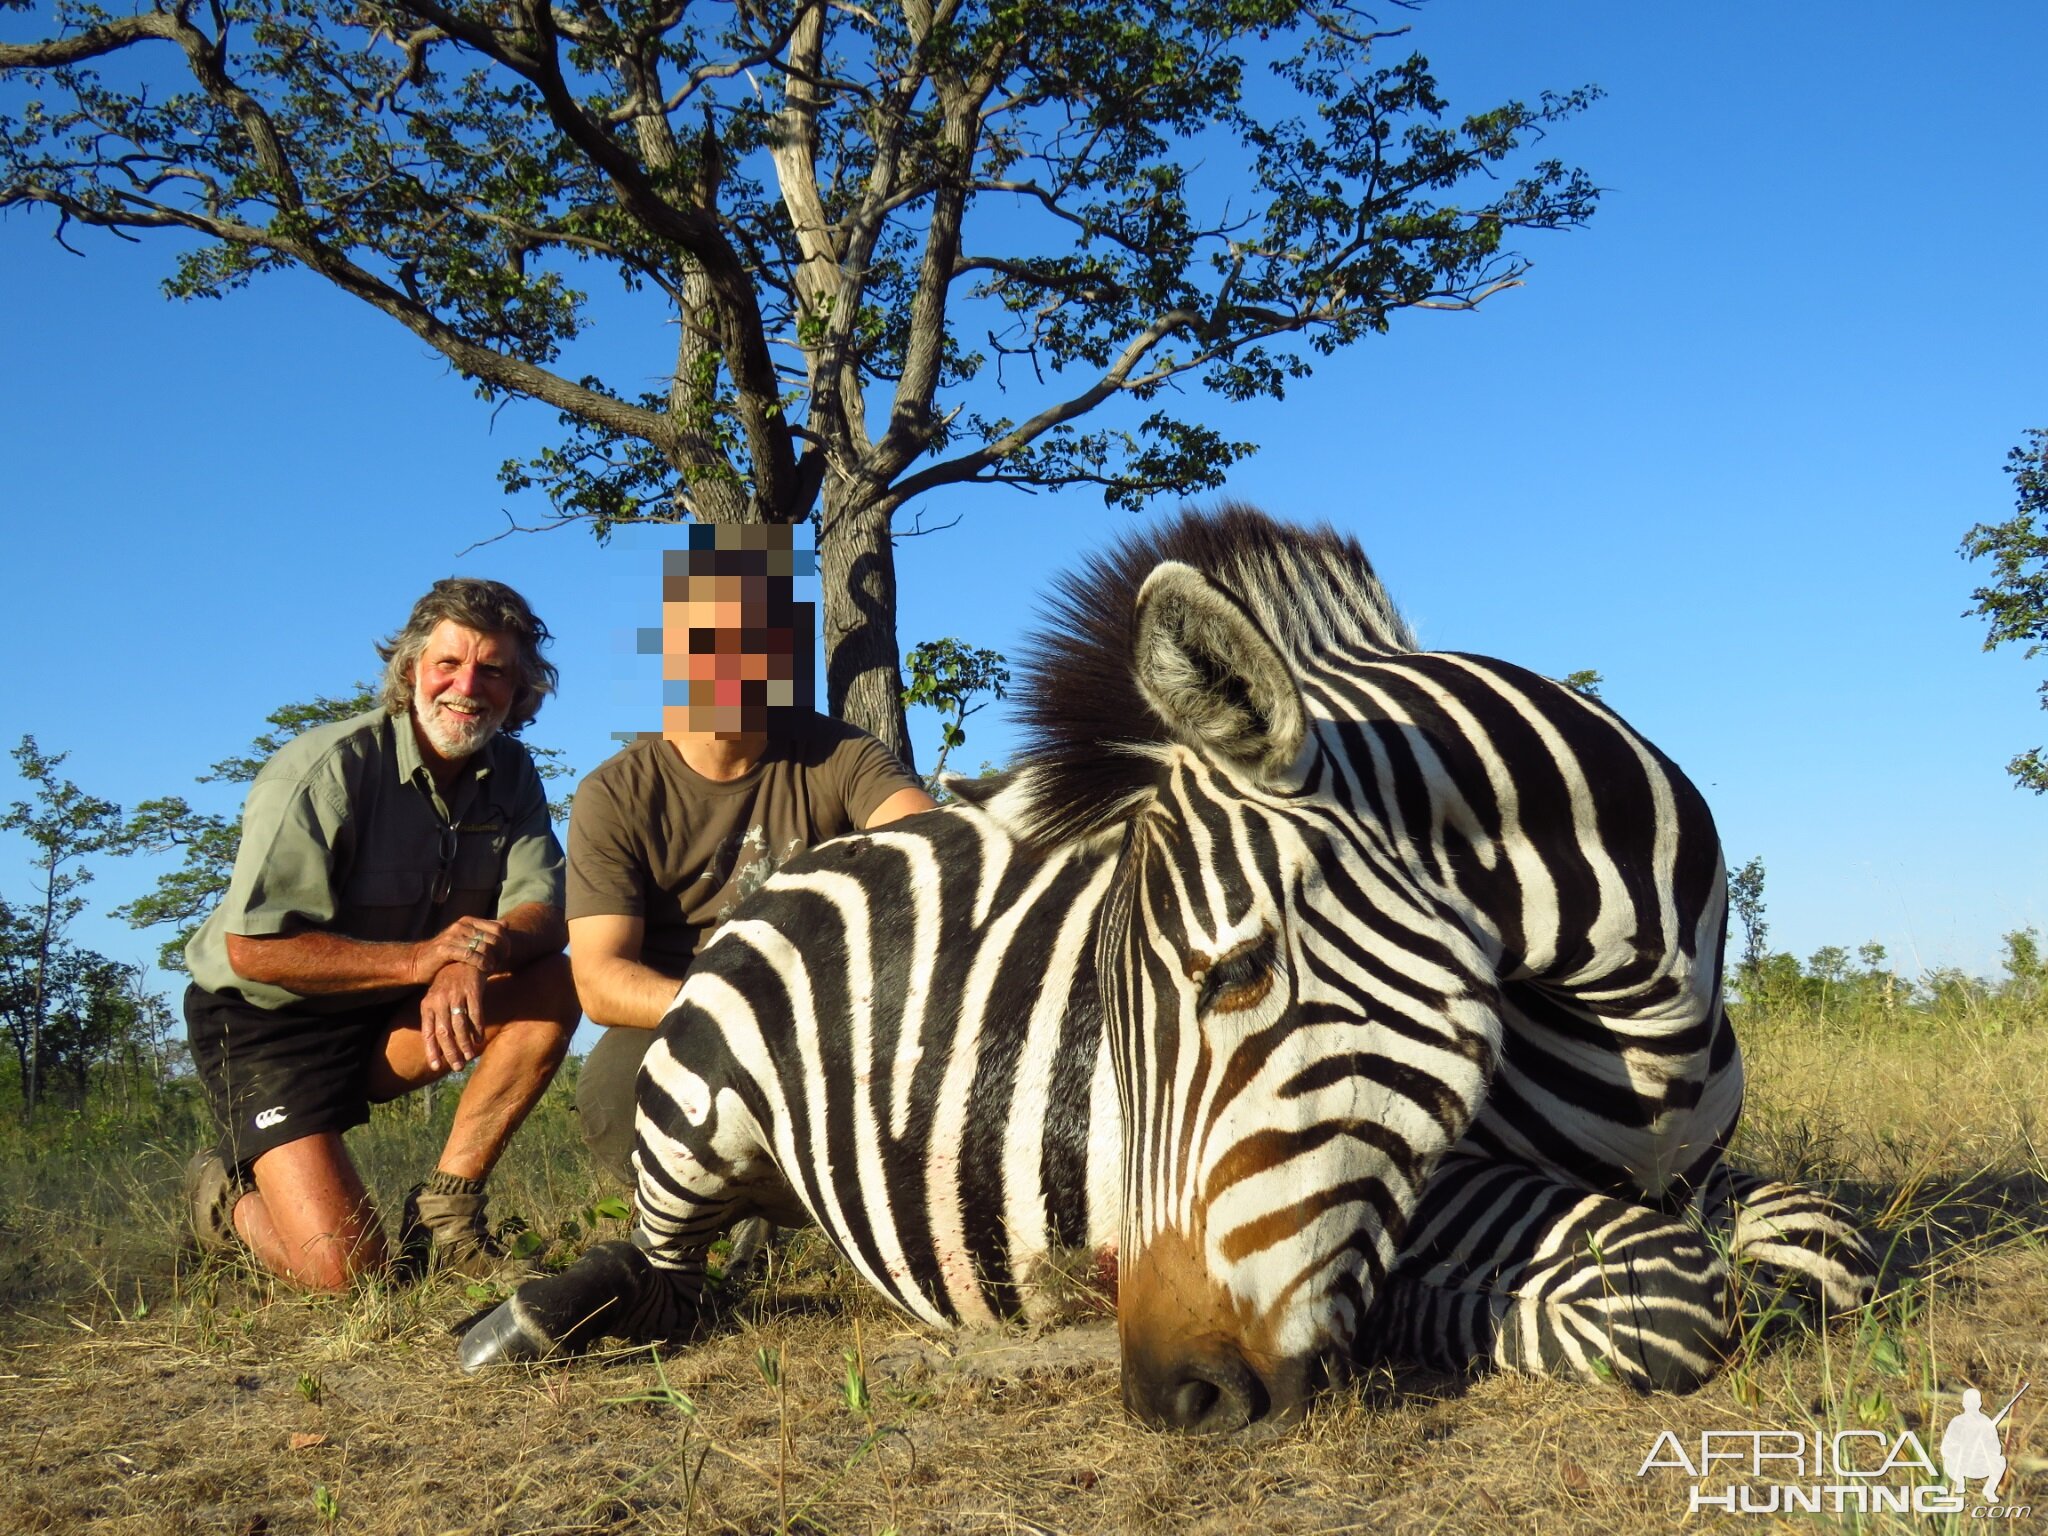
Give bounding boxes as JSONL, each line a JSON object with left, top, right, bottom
{"left": 1805, "top": 943, "right": 1849, "bottom": 1019}
{"left": 0, "top": 0, "right": 1599, "bottom": 765}
{"left": 31, "top": 950, "right": 163, "bottom": 1109}
{"left": 1856, "top": 939, "right": 1901, "bottom": 1016}
{"left": 1726, "top": 855, "right": 1769, "bottom": 998}
{"left": 2000, "top": 927, "right": 2042, "bottom": 1007}
{"left": 1806, "top": 945, "right": 1848, "bottom": 987}
{"left": 117, "top": 689, "right": 378, "bottom": 971}
{"left": 1920, "top": 966, "right": 1986, "bottom": 1018}
{"left": 0, "top": 911, "right": 179, "bottom": 1111}
{"left": 1560, "top": 669, "right": 1604, "bottom": 699}
{"left": 1961, "top": 428, "right": 2048, "bottom": 792}
{"left": 901, "top": 638, "right": 1009, "bottom": 789}
{"left": 0, "top": 737, "right": 126, "bottom": 1117}
{"left": 118, "top": 687, "right": 574, "bottom": 970}
{"left": 1739, "top": 951, "right": 1806, "bottom": 1011}
{"left": 0, "top": 899, "right": 39, "bottom": 1099}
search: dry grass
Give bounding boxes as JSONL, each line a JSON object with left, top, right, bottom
{"left": 2, "top": 1010, "right": 2044, "bottom": 1536}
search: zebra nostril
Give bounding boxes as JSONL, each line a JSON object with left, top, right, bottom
{"left": 1168, "top": 1376, "right": 1222, "bottom": 1427}
{"left": 1156, "top": 1354, "right": 1260, "bottom": 1433}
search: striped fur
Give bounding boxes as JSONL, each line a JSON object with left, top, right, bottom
{"left": 459, "top": 506, "right": 1876, "bottom": 1426}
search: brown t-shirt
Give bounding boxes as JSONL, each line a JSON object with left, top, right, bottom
{"left": 566, "top": 713, "right": 922, "bottom": 975}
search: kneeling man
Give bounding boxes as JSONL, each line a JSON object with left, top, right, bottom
{"left": 181, "top": 578, "right": 580, "bottom": 1290}
{"left": 568, "top": 527, "right": 935, "bottom": 1185}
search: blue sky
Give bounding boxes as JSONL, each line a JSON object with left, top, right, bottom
{"left": 2, "top": 1, "right": 2043, "bottom": 1000}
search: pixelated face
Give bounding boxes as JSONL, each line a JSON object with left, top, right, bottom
{"left": 659, "top": 524, "right": 816, "bottom": 738}
{"left": 412, "top": 620, "right": 519, "bottom": 761}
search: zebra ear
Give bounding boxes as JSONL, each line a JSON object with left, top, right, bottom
{"left": 1132, "top": 561, "right": 1308, "bottom": 785}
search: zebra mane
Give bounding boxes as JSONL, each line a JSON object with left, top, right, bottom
{"left": 992, "top": 502, "right": 1415, "bottom": 850}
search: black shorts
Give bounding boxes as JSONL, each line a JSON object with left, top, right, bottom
{"left": 185, "top": 983, "right": 416, "bottom": 1173}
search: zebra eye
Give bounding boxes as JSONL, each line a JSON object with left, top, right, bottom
{"left": 1198, "top": 934, "right": 1278, "bottom": 1015}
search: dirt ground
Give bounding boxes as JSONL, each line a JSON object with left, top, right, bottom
{"left": 3, "top": 1014, "right": 2043, "bottom": 1535}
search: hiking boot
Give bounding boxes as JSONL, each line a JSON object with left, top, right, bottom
{"left": 398, "top": 1183, "right": 523, "bottom": 1282}
{"left": 182, "top": 1147, "right": 250, "bottom": 1256}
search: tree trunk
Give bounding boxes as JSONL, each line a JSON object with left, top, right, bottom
{"left": 5, "top": 1023, "right": 25, "bottom": 1107}
{"left": 24, "top": 858, "right": 55, "bottom": 1122}
{"left": 818, "top": 484, "right": 913, "bottom": 771}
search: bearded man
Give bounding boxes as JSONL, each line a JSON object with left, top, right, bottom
{"left": 180, "top": 578, "right": 580, "bottom": 1291}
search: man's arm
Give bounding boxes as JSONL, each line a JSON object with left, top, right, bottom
{"left": 866, "top": 786, "right": 939, "bottom": 828}
{"left": 226, "top": 902, "right": 566, "bottom": 994}
{"left": 568, "top": 913, "right": 686, "bottom": 1030}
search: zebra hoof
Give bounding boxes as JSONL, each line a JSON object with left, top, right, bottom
{"left": 457, "top": 1294, "right": 560, "bottom": 1372}
{"left": 455, "top": 1240, "right": 652, "bottom": 1373}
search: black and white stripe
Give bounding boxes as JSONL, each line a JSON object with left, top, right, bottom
{"left": 460, "top": 506, "right": 1875, "bottom": 1427}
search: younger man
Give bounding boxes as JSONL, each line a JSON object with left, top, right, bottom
{"left": 568, "top": 527, "right": 935, "bottom": 1182}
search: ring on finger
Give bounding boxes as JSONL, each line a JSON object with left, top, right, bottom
{"left": 466, "top": 934, "right": 482, "bottom": 953}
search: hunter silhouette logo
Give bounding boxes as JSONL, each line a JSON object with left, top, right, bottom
{"left": 1638, "top": 1379, "right": 2032, "bottom": 1518}
{"left": 1943, "top": 1384, "right": 2027, "bottom": 1500}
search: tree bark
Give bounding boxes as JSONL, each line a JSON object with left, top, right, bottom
{"left": 819, "top": 484, "right": 912, "bottom": 771}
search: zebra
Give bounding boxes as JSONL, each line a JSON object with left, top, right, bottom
{"left": 459, "top": 505, "right": 1876, "bottom": 1429}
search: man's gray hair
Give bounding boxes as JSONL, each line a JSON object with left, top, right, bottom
{"left": 376, "top": 578, "right": 558, "bottom": 731}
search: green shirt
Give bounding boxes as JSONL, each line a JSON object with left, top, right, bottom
{"left": 186, "top": 709, "right": 565, "bottom": 1011}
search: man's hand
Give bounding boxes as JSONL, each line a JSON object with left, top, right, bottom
{"left": 411, "top": 915, "right": 514, "bottom": 984}
{"left": 419, "top": 961, "right": 487, "bottom": 1073}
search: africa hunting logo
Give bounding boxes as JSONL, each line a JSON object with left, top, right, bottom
{"left": 1636, "top": 1382, "right": 2031, "bottom": 1518}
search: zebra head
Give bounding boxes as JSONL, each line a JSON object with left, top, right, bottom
{"left": 995, "top": 508, "right": 1505, "bottom": 1431}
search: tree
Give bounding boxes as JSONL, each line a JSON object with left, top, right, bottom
{"left": 116, "top": 689, "right": 376, "bottom": 971}
{"left": 1559, "top": 668, "right": 1603, "bottom": 699}
{"left": 1, "top": 0, "right": 1599, "bottom": 765}
{"left": 1725, "top": 855, "right": 1768, "bottom": 1001}
{"left": 28, "top": 948, "right": 165, "bottom": 1109}
{"left": 118, "top": 686, "right": 576, "bottom": 969}
{"left": 0, "top": 737, "right": 126, "bottom": 1117}
{"left": 900, "top": 636, "right": 1008, "bottom": 787}
{"left": 1856, "top": 939, "right": 1899, "bottom": 1016}
{"left": 1961, "top": 428, "right": 2048, "bottom": 792}
{"left": 0, "top": 906, "right": 181, "bottom": 1111}
{"left": 2000, "top": 927, "right": 2042, "bottom": 1007}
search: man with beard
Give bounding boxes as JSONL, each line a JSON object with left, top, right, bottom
{"left": 180, "top": 578, "right": 580, "bottom": 1291}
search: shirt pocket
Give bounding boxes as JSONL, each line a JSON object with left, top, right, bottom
{"left": 445, "top": 832, "right": 508, "bottom": 917}
{"left": 340, "top": 868, "right": 425, "bottom": 942}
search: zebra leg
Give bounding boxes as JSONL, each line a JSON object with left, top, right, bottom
{"left": 1699, "top": 1164, "right": 1879, "bottom": 1314}
{"left": 458, "top": 1029, "right": 763, "bottom": 1372}
{"left": 457, "top": 1240, "right": 666, "bottom": 1370}
{"left": 1367, "top": 1158, "right": 1735, "bottom": 1393}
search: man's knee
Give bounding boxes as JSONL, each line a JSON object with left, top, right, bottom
{"left": 294, "top": 1238, "right": 386, "bottom": 1294}
{"left": 482, "top": 952, "right": 579, "bottom": 1074}
{"left": 244, "top": 1136, "right": 390, "bottom": 1291}
{"left": 507, "top": 951, "right": 581, "bottom": 1032}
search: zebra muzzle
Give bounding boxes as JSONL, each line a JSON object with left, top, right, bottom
{"left": 1126, "top": 1341, "right": 1268, "bottom": 1433}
